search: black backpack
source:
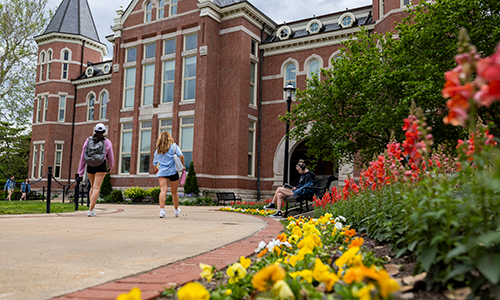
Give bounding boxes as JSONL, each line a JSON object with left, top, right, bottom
{"left": 84, "top": 137, "right": 106, "bottom": 167}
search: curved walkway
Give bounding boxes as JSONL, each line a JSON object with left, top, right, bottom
{"left": 0, "top": 204, "right": 283, "bottom": 300}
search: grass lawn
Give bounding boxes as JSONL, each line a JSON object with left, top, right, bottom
{"left": 0, "top": 200, "right": 87, "bottom": 214}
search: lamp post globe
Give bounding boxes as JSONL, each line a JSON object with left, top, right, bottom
{"left": 283, "top": 82, "right": 296, "bottom": 185}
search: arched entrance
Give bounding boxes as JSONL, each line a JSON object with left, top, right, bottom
{"left": 288, "top": 140, "right": 338, "bottom": 185}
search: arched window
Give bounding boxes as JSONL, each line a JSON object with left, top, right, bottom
{"left": 87, "top": 94, "right": 95, "bottom": 121}
{"left": 158, "top": 0, "right": 165, "bottom": 18}
{"left": 40, "top": 52, "right": 46, "bottom": 81}
{"left": 308, "top": 59, "right": 320, "bottom": 79}
{"left": 62, "top": 50, "right": 69, "bottom": 79}
{"left": 284, "top": 63, "right": 296, "bottom": 90}
{"left": 145, "top": 1, "right": 152, "bottom": 22}
{"left": 170, "top": 0, "right": 177, "bottom": 16}
{"left": 47, "top": 50, "right": 52, "bottom": 80}
{"left": 100, "top": 91, "right": 108, "bottom": 119}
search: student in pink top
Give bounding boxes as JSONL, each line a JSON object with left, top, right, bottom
{"left": 78, "top": 123, "right": 114, "bottom": 217}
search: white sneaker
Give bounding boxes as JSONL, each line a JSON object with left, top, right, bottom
{"left": 174, "top": 208, "right": 181, "bottom": 217}
{"left": 159, "top": 211, "right": 166, "bottom": 218}
{"left": 87, "top": 210, "right": 97, "bottom": 217}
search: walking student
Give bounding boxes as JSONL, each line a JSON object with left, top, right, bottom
{"left": 20, "top": 179, "right": 31, "bottom": 201}
{"left": 77, "top": 123, "right": 114, "bottom": 217}
{"left": 4, "top": 175, "right": 16, "bottom": 201}
{"left": 153, "top": 131, "right": 185, "bottom": 218}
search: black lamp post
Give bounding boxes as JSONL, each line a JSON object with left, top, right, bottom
{"left": 283, "top": 82, "right": 296, "bottom": 185}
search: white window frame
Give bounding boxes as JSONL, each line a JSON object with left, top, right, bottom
{"left": 307, "top": 59, "right": 320, "bottom": 79}
{"left": 162, "top": 59, "right": 175, "bottom": 103}
{"left": 43, "top": 95, "right": 48, "bottom": 122}
{"left": 54, "top": 144, "right": 63, "bottom": 179}
{"left": 182, "top": 56, "right": 196, "bottom": 102}
{"left": 142, "top": 64, "right": 155, "bottom": 106}
{"left": 47, "top": 50, "right": 52, "bottom": 80}
{"left": 144, "top": 43, "right": 156, "bottom": 60}
{"left": 248, "top": 120, "right": 256, "bottom": 176}
{"left": 32, "top": 145, "right": 38, "bottom": 178}
{"left": 40, "top": 51, "right": 46, "bottom": 82}
{"left": 159, "top": 118, "right": 173, "bottom": 134}
{"left": 138, "top": 121, "right": 152, "bottom": 174}
{"left": 37, "top": 97, "right": 42, "bottom": 123}
{"left": 126, "top": 47, "right": 137, "bottom": 63}
{"left": 284, "top": 62, "right": 297, "bottom": 98}
{"left": 164, "top": 38, "right": 176, "bottom": 55}
{"left": 124, "top": 67, "right": 136, "bottom": 108}
{"left": 100, "top": 91, "right": 108, "bottom": 119}
{"left": 380, "top": 0, "right": 385, "bottom": 17}
{"left": 87, "top": 93, "right": 96, "bottom": 121}
{"left": 145, "top": 1, "right": 152, "bottom": 22}
{"left": 179, "top": 116, "right": 194, "bottom": 168}
{"left": 250, "top": 61, "right": 257, "bottom": 106}
{"left": 184, "top": 33, "right": 197, "bottom": 51}
{"left": 39, "top": 144, "right": 45, "bottom": 178}
{"left": 158, "top": 0, "right": 165, "bottom": 19}
{"left": 120, "top": 123, "right": 133, "bottom": 174}
{"left": 58, "top": 95, "right": 66, "bottom": 122}
{"left": 61, "top": 49, "right": 70, "bottom": 80}
{"left": 170, "top": 0, "right": 178, "bottom": 16}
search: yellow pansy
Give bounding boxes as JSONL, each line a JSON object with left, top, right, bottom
{"left": 296, "top": 246, "right": 313, "bottom": 261}
{"left": 272, "top": 280, "right": 295, "bottom": 300}
{"left": 286, "top": 221, "right": 296, "bottom": 230}
{"left": 252, "top": 264, "right": 286, "bottom": 292}
{"left": 297, "top": 234, "right": 322, "bottom": 250}
{"left": 312, "top": 258, "right": 339, "bottom": 292}
{"left": 240, "top": 256, "right": 251, "bottom": 269}
{"left": 199, "top": 263, "right": 214, "bottom": 282}
{"left": 177, "top": 282, "right": 210, "bottom": 300}
{"left": 224, "top": 289, "right": 232, "bottom": 296}
{"left": 343, "top": 267, "right": 365, "bottom": 284}
{"left": 227, "top": 263, "right": 247, "bottom": 284}
{"left": 288, "top": 234, "right": 300, "bottom": 244}
{"left": 292, "top": 226, "right": 303, "bottom": 238}
{"left": 289, "top": 269, "right": 313, "bottom": 283}
{"left": 286, "top": 255, "right": 299, "bottom": 267}
{"left": 355, "top": 284, "right": 375, "bottom": 300}
{"left": 335, "top": 246, "right": 360, "bottom": 268}
{"left": 116, "top": 287, "right": 141, "bottom": 300}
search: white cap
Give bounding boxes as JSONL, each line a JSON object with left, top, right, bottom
{"left": 94, "top": 123, "right": 106, "bottom": 132}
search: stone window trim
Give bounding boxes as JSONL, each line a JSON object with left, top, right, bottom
{"left": 99, "top": 89, "right": 109, "bottom": 120}
{"left": 338, "top": 12, "right": 356, "bottom": 29}
{"left": 144, "top": 0, "right": 153, "bottom": 22}
{"left": 276, "top": 25, "right": 292, "bottom": 41}
{"left": 87, "top": 92, "right": 97, "bottom": 122}
{"left": 306, "top": 19, "right": 323, "bottom": 35}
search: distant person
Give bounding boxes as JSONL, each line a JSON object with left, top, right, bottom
{"left": 20, "top": 179, "right": 31, "bottom": 201}
{"left": 153, "top": 131, "right": 185, "bottom": 218}
{"left": 77, "top": 123, "right": 114, "bottom": 217}
{"left": 4, "top": 175, "right": 16, "bottom": 201}
{"left": 264, "top": 160, "right": 315, "bottom": 217}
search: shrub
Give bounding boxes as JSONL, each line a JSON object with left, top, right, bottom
{"left": 110, "top": 190, "right": 123, "bottom": 202}
{"left": 100, "top": 173, "right": 112, "bottom": 196}
{"left": 147, "top": 187, "right": 161, "bottom": 203}
{"left": 183, "top": 162, "right": 199, "bottom": 196}
{"left": 123, "top": 186, "right": 147, "bottom": 201}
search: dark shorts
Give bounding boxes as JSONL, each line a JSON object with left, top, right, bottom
{"left": 87, "top": 161, "right": 107, "bottom": 174}
{"left": 159, "top": 172, "right": 179, "bottom": 181}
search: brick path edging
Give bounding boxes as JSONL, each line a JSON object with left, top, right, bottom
{"left": 53, "top": 214, "right": 284, "bottom": 300}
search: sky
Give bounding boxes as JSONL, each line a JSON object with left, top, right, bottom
{"left": 45, "top": 0, "right": 371, "bottom": 58}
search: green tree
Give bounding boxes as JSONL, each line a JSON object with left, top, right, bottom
{"left": 285, "top": 0, "right": 500, "bottom": 166}
{"left": 183, "top": 162, "right": 199, "bottom": 196}
{"left": 0, "top": 0, "right": 50, "bottom": 125}
{"left": 0, "top": 122, "right": 31, "bottom": 179}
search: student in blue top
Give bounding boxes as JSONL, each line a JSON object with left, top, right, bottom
{"left": 153, "top": 131, "right": 185, "bottom": 218}
{"left": 4, "top": 175, "right": 16, "bottom": 201}
{"left": 20, "top": 179, "right": 31, "bottom": 201}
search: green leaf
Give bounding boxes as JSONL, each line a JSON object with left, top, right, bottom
{"left": 476, "top": 231, "right": 500, "bottom": 248}
{"left": 419, "top": 244, "right": 438, "bottom": 271}
{"left": 445, "top": 244, "right": 469, "bottom": 263}
{"left": 443, "top": 265, "right": 473, "bottom": 282}
{"left": 477, "top": 254, "right": 500, "bottom": 284}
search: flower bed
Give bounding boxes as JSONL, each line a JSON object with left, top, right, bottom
{"left": 218, "top": 206, "right": 276, "bottom": 216}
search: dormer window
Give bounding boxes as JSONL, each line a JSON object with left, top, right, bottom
{"left": 339, "top": 12, "right": 356, "bottom": 28}
{"left": 145, "top": 1, "right": 152, "bottom": 22}
{"left": 307, "top": 19, "right": 323, "bottom": 35}
{"left": 277, "top": 26, "right": 292, "bottom": 41}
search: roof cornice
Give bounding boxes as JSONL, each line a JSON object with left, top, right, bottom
{"left": 219, "top": 2, "right": 276, "bottom": 35}
{"left": 72, "top": 73, "right": 111, "bottom": 89}
{"left": 35, "top": 32, "right": 108, "bottom": 57}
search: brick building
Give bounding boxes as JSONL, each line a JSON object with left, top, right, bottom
{"left": 31, "top": 0, "right": 410, "bottom": 200}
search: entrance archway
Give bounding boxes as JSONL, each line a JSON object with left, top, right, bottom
{"left": 288, "top": 140, "right": 338, "bottom": 185}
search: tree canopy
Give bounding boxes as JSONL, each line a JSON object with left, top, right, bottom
{"left": 284, "top": 0, "right": 500, "bottom": 166}
{"left": 0, "top": 0, "right": 50, "bottom": 125}
{"left": 0, "top": 122, "right": 31, "bottom": 180}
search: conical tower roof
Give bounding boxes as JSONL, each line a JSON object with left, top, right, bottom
{"left": 43, "top": 0, "right": 99, "bottom": 42}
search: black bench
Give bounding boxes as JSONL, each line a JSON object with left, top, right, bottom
{"left": 216, "top": 192, "right": 242, "bottom": 206}
{"left": 283, "top": 175, "right": 336, "bottom": 217}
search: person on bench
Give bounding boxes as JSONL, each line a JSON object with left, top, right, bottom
{"left": 264, "top": 159, "right": 315, "bottom": 217}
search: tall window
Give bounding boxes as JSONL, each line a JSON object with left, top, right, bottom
{"left": 139, "top": 121, "right": 152, "bottom": 173}
{"left": 124, "top": 48, "right": 137, "bottom": 108}
{"left": 88, "top": 94, "right": 95, "bottom": 121}
{"left": 37, "top": 97, "right": 42, "bottom": 123}
{"left": 160, "top": 118, "right": 172, "bottom": 134}
{"left": 308, "top": 59, "right": 320, "bottom": 79}
{"left": 54, "top": 144, "right": 63, "bottom": 178}
{"left": 100, "top": 91, "right": 108, "bottom": 119}
{"left": 62, "top": 50, "right": 69, "bottom": 79}
{"left": 40, "top": 52, "right": 45, "bottom": 81}
{"left": 170, "top": 0, "right": 177, "bottom": 16}
{"left": 164, "top": 38, "right": 176, "bottom": 55}
{"left": 248, "top": 120, "right": 256, "bottom": 176}
{"left": 183, "top": 56, "right": 196, "bottom": 101}
{"left": 58, "top": 95, "right": 66, "bottom": 122}
{"left": 185, "top": 34, "right": 197, "bottom": 51}
{"left": 162, "top": 60, "right": 175, "bottom": 103}
{"left": 250, "top": 62, "right": 256, "bottom": 106}
{"left": 120, "top": 123, "right": 133, "bottom": 174}
{"left": 39, "top": 144, "right": 45, "bottom": 178}
{"left": 284, "top": 63, "right": 297, "bottom": 98}
{"left": 251, "top": 40, "right": 257, "bottom": 56}
{"left": 126, "top": 47, "right": 137, "bottom": 63}
{"left": 47, "top": 50, "right": 52, "bottom": 80}
{"left": 145, "top": 1, "right": 152, "bottom": 22}
{"left": 158, "top": 0, "right": 165, "bottom": 18}
{"left": 143, "top": 64, "right": 155, "bottom": 106}
{"left": 145, "top": 43, "right": 155, "bottom": 59}
{"left": 380, "top": 0, "right": 385, "bottom": 17}
{"left": 43, "top": 95, "right": 48, "bottom": 122}
{"left": 180, "top": 116, "right": 194, "bottom": 168}
{"left": 32, "top": 145, "right": 38, "bottom": 178}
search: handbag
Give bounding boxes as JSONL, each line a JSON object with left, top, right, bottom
{"left": 173, "top": 144, "right": 184, "bottom": 172}
{"left": 179, "top": 170, "right": 187, "bottom": 184}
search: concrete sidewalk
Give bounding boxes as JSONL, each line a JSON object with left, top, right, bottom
{"left": 0, "top": 204, "right": 283, "bottom": 300}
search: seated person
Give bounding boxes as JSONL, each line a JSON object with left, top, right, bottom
{"left": 264, "top": 159, "right": 316, "bottom": 217}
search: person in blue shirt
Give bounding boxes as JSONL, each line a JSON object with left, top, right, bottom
{"left": 4, "top": 175, "right": 16, "bottom": 201}
{"left": 153, "top": 131, "right": 185, "bottom": 218}
{"left": 20, "top": 179, "right": 31, "bottom": 201}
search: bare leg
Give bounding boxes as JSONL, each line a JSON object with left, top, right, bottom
{"left": 158, "top": 177, "right": 168, "bottom": 209}
{"left": 88, "top": 172, "right": 106, "bottom": 212}
{"left": 276, "top": 188, "right": 294, "bottom": 210}
{"left": 170, "top": 179, "right": 179, "bottom": 210}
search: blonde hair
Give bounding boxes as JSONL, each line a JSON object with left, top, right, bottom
{"left": 156, "top": 131, "right": 175, "bottom": 154}
{"left": 297, "top": 159, "right": 308, "bottom": 172}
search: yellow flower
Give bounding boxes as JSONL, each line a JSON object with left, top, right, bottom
{"left": 349, "top": 237, "right": 364, "bottom": 248}
{"left": 297, "top": 234, "right": 322, "bottom": 250}
{"left": 252, "top": 264, "right": 286, "bottom": 291}
{"left": 227, "top": 263, "right": 247, "bottom": 284}
{"left": 273, "top": 245, "right": 282, "bottom": 256}
{"left": 292, "top": 226, "right": 303, "bottom": 238}
{"left": 335, "top": 246, "right": 360, "bottom": 268}
{"left": 296, "top": 246, "right": 313, "bottom": 261}
{"left": 313, "top": 258, "right": 339, "bottom": 291}
{"left": 286, "top": 255, "right": 299, "bottom": 267}
{"left": 116, "top": 287, "right": 141, "bottom": 300}
{"left": 286, "top": 221, "right": 296, "bottom": 230}
{"left": 361, "top": 267, "right": 399, "bottom": 298}
{"left": 302, "top": 223, "right": 321, "bottom": 236}
{"left": 257, "top": 248, "right": 267, "bottom": 258}
{"left": 177, "top": 282, "right": 210, "bottom": 300}
{"left": 288, "top": 234, "right": 300, "bottom": 244}
{"left": 355, "top": 284, "right": 375, "bottom": 300}
{"left": 272, "top": 280, "right": 295, "bottom": 300}
{"left": 224, "top": 289, "right": 232, "bottom": 296}
{"left": 289, "top": 269, "right": 313, "bottom": 283}
{"left": 240, "top": 256, "right": 251, "bottom": 269}
{"left": 199, "top": 263, "right": 214, "bottom": 282}
{"left": 343, "top": 267, "right": 365, "bottom": 284}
